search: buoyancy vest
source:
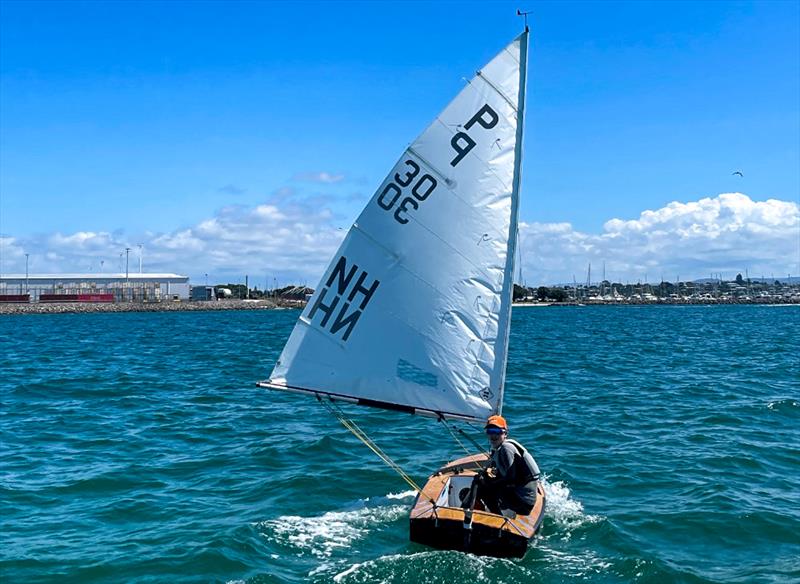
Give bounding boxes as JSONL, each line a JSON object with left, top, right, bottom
{"left": 506, "top": 439, "right": 541, "bottom": 485}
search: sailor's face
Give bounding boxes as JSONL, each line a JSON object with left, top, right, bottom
{"left": 486, "top": 429, "right": 506, "bottom": 448}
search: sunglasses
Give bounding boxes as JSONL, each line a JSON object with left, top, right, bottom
{"left": 485, "top": 428, "right": 505, "bottom": 436}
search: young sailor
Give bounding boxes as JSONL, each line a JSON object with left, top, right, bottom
{"left": 463, "top": 415, "right": 540, "bottom": 517}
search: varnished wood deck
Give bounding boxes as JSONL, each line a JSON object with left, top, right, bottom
{"left": 409, "top": 452, "right": 546, "bottom": 557}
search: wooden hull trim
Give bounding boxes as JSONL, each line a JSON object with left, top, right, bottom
{"left": 409, "top": 452, "right": 546, "bottom": 558}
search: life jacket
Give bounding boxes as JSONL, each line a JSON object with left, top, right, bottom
{"left": 505, "top": 439, "right": 541, "bottom": 485}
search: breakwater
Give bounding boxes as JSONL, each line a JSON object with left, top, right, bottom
{"left": 519, "top": 297, "right": 800, "bottom": 307}
{"left": 0, "top": 299, "right": 281, "bottom": 315}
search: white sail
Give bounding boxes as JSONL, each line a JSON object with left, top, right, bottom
{"left": 261, "top": 31, "right": 529, "bottom": 421}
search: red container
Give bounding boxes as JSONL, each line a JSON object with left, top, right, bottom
{"left": 0, "top": 294, "right": 30, "bottom": 303}
{"left": 40, "top": 294, "right": 79, "bottom": 303}
{"left": 77, "top": 294, "right": 114, "bottom": 303}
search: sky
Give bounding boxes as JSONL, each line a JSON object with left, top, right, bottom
{"left": 1, "top": 0, "right": 798, "bottom": 286}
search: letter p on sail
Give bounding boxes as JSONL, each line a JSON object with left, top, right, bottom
{"left": 450, "top": 104, "right": 500, "bottom": 167}
{"left": 465, "top": 104, "right": 499, "bottom": 131}
{"left": 450, "top": 133, "right": 476, "bottom": 167}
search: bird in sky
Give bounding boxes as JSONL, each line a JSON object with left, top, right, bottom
{"left": 732, "top": 170, "right": 744, "bottom": 177}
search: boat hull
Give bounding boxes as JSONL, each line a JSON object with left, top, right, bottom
{"left": 409, "top": 453, "right": 545, "bottom": 558}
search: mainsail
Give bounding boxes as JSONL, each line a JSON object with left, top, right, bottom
{"left": 260, "top": 31, "right": 529, "bottom": 421}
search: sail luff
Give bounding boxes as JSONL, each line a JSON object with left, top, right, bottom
{"left": 494, "top": 28, "right": 529, "bottom": 416}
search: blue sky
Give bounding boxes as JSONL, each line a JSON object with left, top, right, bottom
{"left": 1, "top": 0, "right": 798, "bottom": 285}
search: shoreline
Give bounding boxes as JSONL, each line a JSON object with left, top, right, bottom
{"left": 2, "top": 297, "right": 797, "bottom": 316}
{"left": 0, "top": 299, "right": 289, "bottom": 316}
{"left": 514, "top": 299, "right": 799, "bottom": 307}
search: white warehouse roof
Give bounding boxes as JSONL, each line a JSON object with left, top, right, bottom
{"left": 0, "top": 273, "right": 189, "bottom": 284}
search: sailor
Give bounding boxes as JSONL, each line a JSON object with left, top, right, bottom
{"left": 466, "top": 414, "right": 540, "bottom": 517}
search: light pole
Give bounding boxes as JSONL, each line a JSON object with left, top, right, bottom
{"left": 25, "top": 253, "right": 29, "bottom": 293}
{"left": 138, "top": 244, "right": 143, "bottom": 273}
{"left": 125, "top": 248, "right": 131, "bottom": 302}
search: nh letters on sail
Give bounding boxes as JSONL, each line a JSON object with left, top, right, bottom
{"left": 306, "top": 256, "right": 380, "bottom": 342}
{"left": 262, "top": 32, "right": 527, "bottom": 422}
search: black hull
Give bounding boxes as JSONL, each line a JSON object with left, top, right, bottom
{"left": 410, "top": 516, "right": 529, "bottom": 559}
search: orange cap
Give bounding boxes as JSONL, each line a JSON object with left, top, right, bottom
{"left": 485, "top": 414, "right": 508, "bottom": 430}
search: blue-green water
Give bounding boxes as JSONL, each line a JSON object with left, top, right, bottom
{"left": 2, "top": 306, "right": 799, "bottom": 583}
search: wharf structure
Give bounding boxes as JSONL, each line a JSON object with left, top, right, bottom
{"left": 0, "top": 273, "right": 190, "bottom": 303}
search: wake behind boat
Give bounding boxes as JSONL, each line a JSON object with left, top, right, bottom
{"left": 258, "top": 25, "right": 544, "bottom": 557}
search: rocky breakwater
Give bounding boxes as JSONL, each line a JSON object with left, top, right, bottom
{"left": 0, "top": 299, "right": 279, "bottom": 316}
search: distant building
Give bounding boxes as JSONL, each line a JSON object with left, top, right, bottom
{"left": 277, "top": 285, "right": 314, "bottom": 301}
{"left": 190, "top": 286, "right": 216, "bottom": 301}
{"left": 0, "top": 273, "right": 190, "bottom": 302}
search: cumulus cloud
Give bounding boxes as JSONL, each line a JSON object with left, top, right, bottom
{"left": 0, "top": 193, "right": 345, "bottom": 286}
{"left": 1, "top": 192, "right": 797, "bottom": 286}
{"left": 292, "top": 171, "right": 346, "bottom": 184}
{"left": 518, "top": 193, "right": 799, "bottom": 284}
{"left": 0, "top": 235, "right": 25, "bottom": 267}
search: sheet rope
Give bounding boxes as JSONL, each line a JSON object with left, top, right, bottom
{"left": 316, "top": 395, "right": 431, "bottom": 501}
{"left": 438, "top": 415, "right": 489, "bottom": 459}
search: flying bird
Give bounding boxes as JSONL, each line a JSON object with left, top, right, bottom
{"left": 732, "top": 170, "right": 743, "bottom": 177}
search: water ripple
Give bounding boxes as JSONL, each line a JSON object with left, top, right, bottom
{"left": 1, "top": 306, "right": 798, "bottom": 583}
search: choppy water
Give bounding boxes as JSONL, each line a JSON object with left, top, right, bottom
{"left": 1, "top": 305, "right": 799, "bottom": 583}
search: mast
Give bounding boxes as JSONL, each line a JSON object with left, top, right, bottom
{"left": 495, "top": 26, "right": 529, "bottom": 416}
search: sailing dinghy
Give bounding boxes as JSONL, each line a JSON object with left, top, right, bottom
{"left": 258, "top": 26, "right": 544, "bottom": 557}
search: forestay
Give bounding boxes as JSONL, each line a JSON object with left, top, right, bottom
{"left": 260, "top": 31, "right": 529, "bottom": 421}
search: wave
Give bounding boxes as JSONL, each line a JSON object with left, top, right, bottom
{"left": 330, "top": 551, "right": 533, "bottom": 584}
{"left": 254, "top": 491, "right": 416, "bottom": 560}
{"left": 767, "top": 398, "right": 800, "bottom": 413}
{"left": 541, "top": 476, "right": 603, "bottom": 533}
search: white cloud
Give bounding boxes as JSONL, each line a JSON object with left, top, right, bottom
{"left": 518, "top": 193, "right": 799, "bottom": 284}
{"left": 292, "top": 171, "right": 346, "bottom": 184}
{"left": 2, "top": 192, "right": 797, "bottom": 286}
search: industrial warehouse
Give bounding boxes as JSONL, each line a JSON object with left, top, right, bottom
{"left": 0, "top": 273, "right": 190, "bottom": 303}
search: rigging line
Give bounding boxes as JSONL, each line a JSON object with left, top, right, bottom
{"left": 325, "top": 405, "right": 417, "bottom": 491}
{"left": 461, "top": 420, "right": 491, "bottom": 458}
{"left": 438, "top": 414, "right": 489, "bottom": 459}
{"left": 337, "top": 415, "right": 433, "bottom": 502}
{"left": 320, "top": 398, "right": 403, "bottom": 476}
{"left": 457, "top": 425, "right": 491, "bottom": 458}
{"left": 316, "top": 395, "right": 428, "bottom": 497}
{"left": 341, "top": 416, "right": 421, "bottom": 490}
{"left": 438, "top": 415, "right": 472, "bottom": 456}
{"left": 474, "top": 71, "right": 517, "bottom": 112}
{"left": 465, "top": 420, "right": 482, "bottom": 433}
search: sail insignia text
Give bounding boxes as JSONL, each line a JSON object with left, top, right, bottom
{"left": 306, "top": 255, "right": 380, "bottom": 341}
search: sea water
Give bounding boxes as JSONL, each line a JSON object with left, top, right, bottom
{"left": 1, "top": 305, "right": 798, "bottom": 583}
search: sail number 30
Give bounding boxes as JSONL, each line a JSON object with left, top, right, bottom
{"left": 377, "top": 160, "right": 437, "bottom": 225}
